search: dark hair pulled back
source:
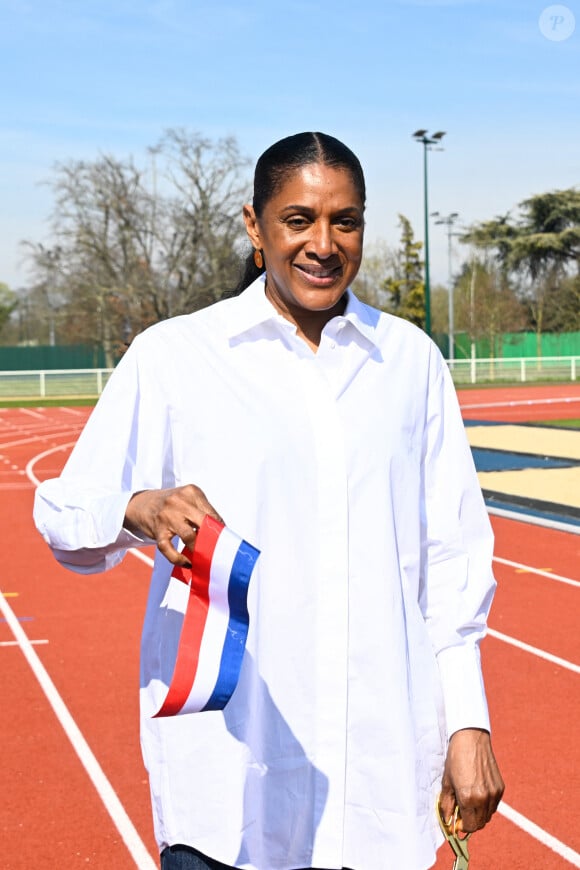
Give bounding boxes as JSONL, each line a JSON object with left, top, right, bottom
{"left": 233, "top": 132, "right": 366, "bottom": 295}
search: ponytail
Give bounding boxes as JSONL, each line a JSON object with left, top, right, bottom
{"left": 232, "top": 250, "right": 266, "bottom": 296}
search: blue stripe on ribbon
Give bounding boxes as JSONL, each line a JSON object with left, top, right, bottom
{"left": 202, "top": 539, "right": 260, "bottom": 711}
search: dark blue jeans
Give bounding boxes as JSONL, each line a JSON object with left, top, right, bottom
{"left": 160, "top": 844, "right": 353, "bottom": 870}
{"left": 160, "top": 845, "right": 233, "bottom": 869}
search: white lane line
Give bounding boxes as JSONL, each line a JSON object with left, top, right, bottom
{"left": 20, "top": 409, "right": 46, "bottom": 419}
{"left": 488, "top": 506, "right": 580, "bottom": 536}
{"left": 26, "top": 442, "right": 76, "bottom": 486}
{"left": 498, "top": 802, "right": 580, "bottom": 867}
{"left": 0, "top": 639, "right": 48, "bottom": 647}
{"left": 461, "top": 396, "right": 580, "bottom": 410}
{"left": 0, "top": 590, "right": 157, "bottom": 869}
{"left": 0, "top": 430, "right": 82, "bottom": 450}
{"left": 9, "top": 419, "right": 84, "bottom": 432}
{"left": 494, "top": 556, "right": 580, "bottom": 589}
{"left": 25, "top": 441, "right": 158, "bottom": 868}
{"left": 488, "top": 628, "right": 580, "bottom": 674}
{"left": 1, "top": 435, "right": 61, "bottom": 450}
{"left": 129, "top": 548, "right": 154, "bottom": 567}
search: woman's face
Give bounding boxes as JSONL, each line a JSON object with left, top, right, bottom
{"left": 243, "top": 163, "right": 364, "bottom": 318}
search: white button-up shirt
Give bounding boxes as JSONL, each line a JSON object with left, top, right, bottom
{"left": 34, "top": 276, "right": 495, "bottom": 870}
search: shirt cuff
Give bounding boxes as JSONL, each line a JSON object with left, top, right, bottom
{"left": 437, "top": 642, "right": 491, "bottom": 738}
{"left": 50, "top": 525, "right": 154, "bottom": 574}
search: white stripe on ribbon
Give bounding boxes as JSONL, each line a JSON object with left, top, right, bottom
{"left": 180, "top": 526, "right": 242, "bottom": 713}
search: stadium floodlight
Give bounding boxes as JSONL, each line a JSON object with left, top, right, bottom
{"left": 412, "top": 129, "right": 448, "bottom": 336}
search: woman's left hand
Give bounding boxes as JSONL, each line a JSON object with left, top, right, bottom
{"left": 439, "top": 728, "right": 505, "bottom": 833}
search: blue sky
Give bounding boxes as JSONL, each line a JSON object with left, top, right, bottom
{"left": 1, "top": 0, "right": 579, "bottom": 289}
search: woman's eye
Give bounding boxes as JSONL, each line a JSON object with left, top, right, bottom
{"left": 336, "top": 217, "right": 358, "bottom": 229}
{"left": 286, "top": 216, "right": 309, "bottom": 228}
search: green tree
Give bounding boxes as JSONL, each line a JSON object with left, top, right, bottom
{"left": 510, "top": 189, "right": 580, "bottom": 273}
{"left": 463, "top": 188, "right": 580, "bottom": 351}
{"left": 382, "top": 215, "right": 425, "bottom": 328}
{"left": 543, "top": 274, "right": 580, "bottom": 331}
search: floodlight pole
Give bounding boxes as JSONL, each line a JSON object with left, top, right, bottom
{"left": 412, "top": 130, "right": 446, "bottom": 336}
{"left": 432, "top": 211, "right": 459, "bottom": 361}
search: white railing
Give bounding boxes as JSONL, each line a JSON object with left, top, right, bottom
{"left": 0, "top": 368, "right": 114, "bottom": 399}
{"left": 448, "top": 356, "right": 579, "bottom": 385}
{"left": 0, "top": 356, "right": 578, "bottom": 398}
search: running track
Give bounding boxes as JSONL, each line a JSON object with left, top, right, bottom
{"left": 1, "top": 385, "right": 579, "bottom": 869}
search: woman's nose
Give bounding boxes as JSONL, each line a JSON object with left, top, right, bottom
{"left": 305, "top": 222, "right": 336, "bottom": 258}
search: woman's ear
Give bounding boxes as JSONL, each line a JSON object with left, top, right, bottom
{"left": 243, "top": 204, "right": 261, "bottom": 249}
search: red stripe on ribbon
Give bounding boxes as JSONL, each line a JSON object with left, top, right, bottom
{"left": 154, "top": 516, "right": 224, "bottom": 717}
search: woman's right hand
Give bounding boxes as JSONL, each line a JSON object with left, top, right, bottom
{"left": 124, "top": 485, "right": 224, "bottom": 566}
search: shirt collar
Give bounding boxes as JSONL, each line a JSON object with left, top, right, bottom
{"left": 225, "top": 274, "right": 381, "bottom": 350}
{"left": 225, "top": 275, "right": 283, "bottom": 340}
{"left": 341, "top": 289, "right": 381, "bottom": 349}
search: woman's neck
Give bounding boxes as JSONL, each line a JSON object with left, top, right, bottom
{"left": 265, "top": 283, "right": 347, "bottom": 352}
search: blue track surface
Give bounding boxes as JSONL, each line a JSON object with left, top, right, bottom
{"left": 467, "top": 420, "right": 580, "bottom": 528}
{"left": 471, "top": 448, "right": 576, "bottom": 472}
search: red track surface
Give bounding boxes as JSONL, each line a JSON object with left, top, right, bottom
{"left": 1, "top": 389, "right": 579, "bottom": 869}
{"left": 458, "top": 383, "right": 580, "bottom": 422}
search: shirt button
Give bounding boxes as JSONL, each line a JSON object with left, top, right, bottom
{"left": 330, "top": 342, "right": 336, "bottom": 349}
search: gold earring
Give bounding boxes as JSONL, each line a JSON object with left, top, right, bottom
{"left": 253, "top": 249, "right": 264, "bottom": 269}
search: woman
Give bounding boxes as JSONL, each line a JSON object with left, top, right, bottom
{"left": 34, "top": 132, "right": 504, "bottom": 870}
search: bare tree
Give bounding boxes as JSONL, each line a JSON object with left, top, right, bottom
{"left": 157, "top": 129, "right": 251, "bottom": 314}
{"left": 24, "top": 130, "right": 251, "bottom": 364}
{"left": 15, "top": 245, "right": 70, "bottom": 346}
{"left": 352, "top": 239, "right": 398, "bottom": 309}
{"left": 0, "top": 283, "right": 17, "bottom": 339}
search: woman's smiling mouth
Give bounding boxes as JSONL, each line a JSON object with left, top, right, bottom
{"left": 294, "top": 263, "right": 343, "bottom": 284}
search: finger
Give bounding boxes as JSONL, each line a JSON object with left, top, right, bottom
{"left": 179, "top": 520, "right": 200, "bottom": 551}
{"left": 157, "top": 534, "right": 192, "bottom": 567}
{"left": 455, "top": 798, "right": 490, "bottom": 833}
{"left": 458, "top": 777, "right": 504, "bottom": 831}
{"left": 439, "top": 781, "right": 457, "bottom": 825}
{"left": 154, "top": 509, "right": 201, "bottom": 550}
{"left": 456, "top": 807, "right": 478, "bottom": 833}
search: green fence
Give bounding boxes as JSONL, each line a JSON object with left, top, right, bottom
{"left": 4, "top": 334, "right": 580, "bottom": 369}
{"left": 0, "top": 345, "right": 107, "bottom": 371}
{"left": 448, "top": 331, "right": 580, "bottom": 360}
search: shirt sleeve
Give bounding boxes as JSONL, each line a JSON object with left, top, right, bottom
{"left": 33, "top": 334, "right": 172, "bottom": 574}
{"left": 419, "top": 350, "right": 496, "bottom": 738}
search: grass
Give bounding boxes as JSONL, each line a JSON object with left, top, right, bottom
{"left": 454, "top": 379, "right": 580, "bottom": 389}
{"left": 0, "top": 398, "right": 97, "bottom": 408}
{"left": 537, "top": 418, "right": 580, "bottom": 429}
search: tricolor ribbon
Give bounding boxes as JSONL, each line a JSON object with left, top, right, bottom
{"left": 154, "top": 515, "right": 260, "bottom": 717}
